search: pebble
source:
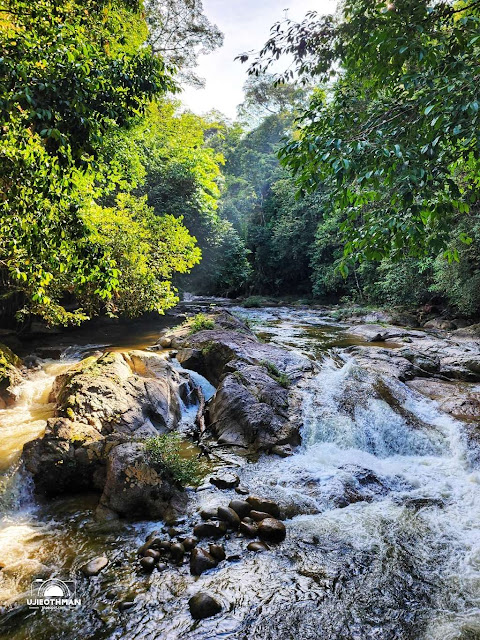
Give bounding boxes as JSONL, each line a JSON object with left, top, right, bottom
{"left": 249, "top": 510, "right": 270, "bottom": 522}
{"left": 246, "top": 497, "right": 280, "bottom": 518}
{"left": 217, "top": 506, "right": 241, "bottom": 529}
{"left": 170, "top": 543, "right": 185, "bottom": 564}
{"left": 239, "top": 521, "right": 257, "bottom": 538}
{"left": 139, "top": 557, "right": 156, "bottom": 572}
{"left": 247, "top": 541, "right": 269, "bottom": 552}
{"left": 235, "top": 486, "right": 249, "bottom": 495}
{"left": 209, "top": 544, "right": 226, "bottom": 561}
{"left": 144, "top": 549, "right": 161, "bottom": 561}
{"left": 194, "top": 521, "right": 227, "bottom": 539}
{"left": 190, "top": 548, "right": 217, "bottom": 576}
{"left": 182, "top": 536, "right": 198, "bottom": 551}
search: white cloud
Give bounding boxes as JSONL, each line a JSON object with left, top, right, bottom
{"left": 180, "top": 0, "right": 338, "bottom": 118}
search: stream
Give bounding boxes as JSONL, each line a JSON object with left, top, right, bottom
{"left": 1, "top": 306, "right": 480, "bottom": 639}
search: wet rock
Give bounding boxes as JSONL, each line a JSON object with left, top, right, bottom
{"left": 249, "top": 510, "right": 271, "bottom": 522}
{"left": 81, "top": 556, "right": 108, "bottom": 577}
{"left": 139, "top": 557, "right": 156, "bottom": 572}
{"left": 144, "top": 549, "right": 161, "bottom": 561}
{"left": 190, "top": 548, "right": 218, "bottom": 576}
{"left": 0, "top": 343, "right": 22, "bottom": 409}
{"left": 246, "top": 497, "right": 280, "bottom": 518}
{"left": 118, "top": 600, "right": 136, "bottom": 612}
{"left": 182, "top": 537, "right": 198, "bottom": 551}
{"left": 228, "top": 499, "right": 251, "bottom": 519}
{"left": 157, "top": 563, "right": 168, "bottom": 572}
{"left": 167, "top": 527, "right": 181, "bottom": 538}
{"left": 170, "top": 543, "right": 185, "bottom": 564}
{"left": 193, "top": 521, "right": 227, "bottom": 539}
{"left": 239, "top": 521, "right": 258, "bottom": 538}
{"left": 258, "top": 518, "right": 286, "bottom": 543}
{"left": 247, "top": 541, "right": 269, "bottom": 552}
{"left": 271, "top": 444, "right": 294, "bottom": 457}
{"left": 209, "top": 472, "right": 240, "bottom": 489}
{"left": 199, "top": 507, "right": 218, "bottom": 520}
{"left": 217, "top": 506, "right": 241, "bottom": 529}
{"left": 208, "top": 544, "right": 226, "bottom": 562}
{"left": 235, "top": 486, "right": 249, "bottom": 495}
{"left": 188, "top": 592, "right": 222, "bottom": 620}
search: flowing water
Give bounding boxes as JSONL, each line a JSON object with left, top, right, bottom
{"left": 1, "top": 307, "right": 480, "bottom": 639}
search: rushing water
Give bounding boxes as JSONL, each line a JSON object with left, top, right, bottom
{"left": 1, "top": 307, "right": 480, "bottom": 639}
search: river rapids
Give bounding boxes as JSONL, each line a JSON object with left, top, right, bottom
{"left": 0, "top": 306, "right": 479, "bottom": 639}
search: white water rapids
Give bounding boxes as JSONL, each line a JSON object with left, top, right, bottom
{"left": 0, "top": 308, "right": 479, "bottom": 639}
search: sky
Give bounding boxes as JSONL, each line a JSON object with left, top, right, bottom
{"left": 180, "top": 0, "right": 337, "bottom": 119}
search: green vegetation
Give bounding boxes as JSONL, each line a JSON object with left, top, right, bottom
{"left": 186, "top": 313, "right": 215, "bottom": 334}
{"left": 261, "top": 361, "right": 290, "bottom": 388}
{"left": 242, "top": 296, "right": 265, "bottom": 308}
{"left": 145, "top": 432, "right": 204, "bottom": 486}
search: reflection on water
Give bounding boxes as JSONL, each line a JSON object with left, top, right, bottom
{"left": 1, "top": 306, "right": 480, "bottom": 639}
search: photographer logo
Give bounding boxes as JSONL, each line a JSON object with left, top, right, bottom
{"left": 28, "top": 578, "right": 81, "bottom": 610}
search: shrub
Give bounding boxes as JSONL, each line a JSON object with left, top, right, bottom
{"left": 242, "top": 296, "right": 264, "bottom": 308}
{"left": 186, "top": 313, "right": 215, "bottom": 334}
{"left": 145, "top": 432, "right": 203, "bottom": 486}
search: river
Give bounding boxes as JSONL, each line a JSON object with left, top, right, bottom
{"left": 1, "top": 306, "right": 479, "bottom": 639}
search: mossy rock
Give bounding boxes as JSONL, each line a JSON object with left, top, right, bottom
{"left": 0, "top": 343, "right": 22, "bottom": 405}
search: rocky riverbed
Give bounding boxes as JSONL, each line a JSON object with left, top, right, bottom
{"left": 1, "top": 303, "right": 480, "bottom": 639}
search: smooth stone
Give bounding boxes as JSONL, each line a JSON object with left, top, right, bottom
{"left": 156, "top": 563, "right": 168, "bottom": 572}
{"left": 147, "top": 537, "right": 164, "bottom": 550}
{"left": 81, "top": 556, "right": 108, "bottom": 577}
{"left": 139, "top": 557, "right": 156, "bottom": 572}
{"left": 249, "top": 510, "right": 270, "bottom": 522}
{"left": 246, "top": 497, "right": 280, "bottom": 518}
{"left": 217, "top": 506, "right": 241, "bottom": 529}
{"left": 247, "top": 541, "right": 269, "bottom": 552}
{"left": 190, "top": 548, "right": 217, "bottom": 576}
{"left": 167, "top": 527, "right": 181, "bottom": 538}
{"left": 200, "top": 507, "right": 218, "bottom": 520}
{"left": 228, "top": 499, "right": 251, "bottom": 519}
{"left": 170, "top": 543, "right": 185, "bottom": 564}
{"left": 118, "top": 600, "right": 136, "bottom": 612}
{"left": 210, "top": 472, "right": 240, "bottom": 490}
{"left": 258, "top": 518, "right": 286, "bottom": 543}
{"left": 242, "top": 517, "right": 254, "bottom": 524}
{"left": 194, "top": 521, "right": 227, "bottom": 539}
{"left": 235, "top": 486, "right": 249, "bottom": 495}
{"left": 182, "top": 536, "right": 198, "bottom": 551}
{"left": 188, "top": 592, "right": 222, "bottom": 620}
{"left": 208, "top": 544, "right": 226, "bottom": 562}
{"left": 239, "top": 521, "right": 257, "bottom": 538}
{"left": 144, "top": 549, "right": 161, "bottom": 561}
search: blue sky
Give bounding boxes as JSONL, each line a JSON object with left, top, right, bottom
{"left": 181, "top": 0, "right": 337, "bottom": 118}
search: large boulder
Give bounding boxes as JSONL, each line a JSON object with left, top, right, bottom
{"left": 23, "top": 351, "right": 197, "bottom": 519}
{"left": 160, "top": 310, "right": 312, "bottom": 454}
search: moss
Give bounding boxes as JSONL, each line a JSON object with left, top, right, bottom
{"left": 0, "top": 343, "right": 22, "bottom": 390}
{"left": 261, "top": 360, "right": 291, "bottom": 388}
{"left": 201, "top": 341, "right": 215, "bottom": 355}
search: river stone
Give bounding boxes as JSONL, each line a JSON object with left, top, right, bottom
{"left": 139, "top": 557, "right": 156, "bottom": 572}
{"left": 247, "top": 541, "right": 269, "bottom": 552}
{"left": 249, "top": 510, "right": 270, "bottom": 522}
{"left": 246, "top": 497, "right": 280, "bottom": 518}
{"left": 239, "top": 521, "right": 257, "bottom": 538}
{"left": 228, "top": 499, "right": 251, "bottom": 519}
{"left": 144, "top": 549, "right": 161, "bottom": 561}
{"left": 188, "top": 592, "right": 222, "bottom": 620}
{"left": 81, "top": 556, "right": 108, "bottom": 576}
{"left": 194, "top": 521, "right": 227, "bottom": 539}
{"left": 190, "top": 548, "right": 217, "bottom": 576}
{"left": 258, "top": 518, "right": 286, "bottom": 543}
{"left": 217, "top": 506, "right": 241, "bottom": 529}
{"left": 182, "top": 536, "right": 198, "bottom": 551}
{"left": 200, "top": 507, "right": 218, "bottom": 520}
{"left": 235, "top": 486, "right": 249, "bottom": 495}
{"left": 208, "top": 544, "right": 226, "bottom": 561}
{"left": 170, "top": 543, "right": 185, "bottom": 564}
{"left": 210, "top": 472, "right": 240, "bottom": 489}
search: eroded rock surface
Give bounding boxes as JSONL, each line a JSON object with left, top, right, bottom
{"left": 23, "top": 350, "right": 197, "bottom": 519}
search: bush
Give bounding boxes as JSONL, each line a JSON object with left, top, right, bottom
{"left": 242, "top": 296, "right": 264, "bottom": 308}
{"left": 145, "top": 432, "right": 203, "bottom": 486}
{"left": 186, "top": 313, "right": 215, "bottom": 334}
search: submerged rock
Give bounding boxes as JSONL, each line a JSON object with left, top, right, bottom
{"left": 188, "top": 592, "right": 222, "bottom": 619}
{"left": 81, "top": 556, "right": 109, "bottom": 577}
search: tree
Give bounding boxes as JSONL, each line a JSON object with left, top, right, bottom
{"left": 242, "top": 0, "right": 480, "bottom": 270}
{"left": 145, "top": 0, "right": 223, "bottom": 87}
